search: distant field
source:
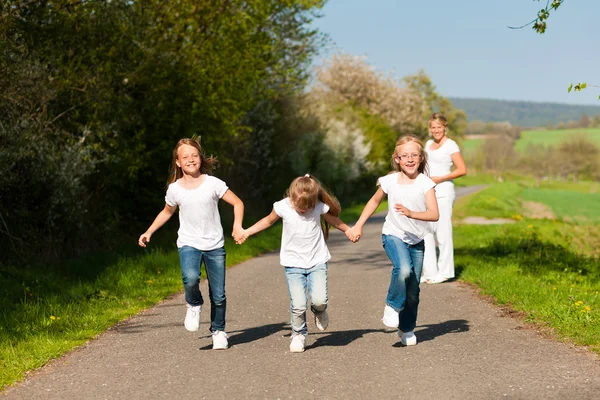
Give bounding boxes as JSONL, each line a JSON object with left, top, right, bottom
{"left": 520, "top": 188, "right": 600, "bottom": 224}
{"left": 515, "top": 128, "right": 600, "bottom": 151}
{"left": 461, "top": 128, "right": 600, "bottom": 155}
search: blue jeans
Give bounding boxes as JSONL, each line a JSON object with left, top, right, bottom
{"left": 178, "top": 246, "right": 226, "bottom": 332}
{"left": 382, "top": 235, "right": 424, "bottom": 333}
{"left": 284, "top": 263, "right": 328, "bottom": 335}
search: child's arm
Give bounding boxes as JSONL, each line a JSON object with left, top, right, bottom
{"left": 244, "top": 208, "right": 280, "bottom": 238}
{"left": 138, "top": 204, "right": 177, "bottom": 247}
{"left": 221, "top": 189, "right": 245, "bottom": 243}
{"left": 323, "top": 213, "right": 350, "bottom": 233}
{"left": 394, "top": 188, "right": 439, "bottom": 221}
{"left": 346, "top": 188, "right": 386, "bottom": 241}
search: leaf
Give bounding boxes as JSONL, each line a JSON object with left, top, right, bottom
{"left": 581, "top": 82, "right": 587, "bottom": 89}
{"left": 568, "top": 83, "right": 573, "bottom": 93}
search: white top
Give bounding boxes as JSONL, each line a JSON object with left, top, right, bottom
{"left": 378, "top": 172, "right": 436, "bottom": 245}
{"left": 165, "top": 175, "right": 229, "bottom": 251}
{"left": 273, "top": 198, "right": 331, "bottom": 268}
{"left": 425, "top": 138, "right": 460, "bottom": 198}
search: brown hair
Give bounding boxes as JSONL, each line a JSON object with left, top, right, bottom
{"left": 391, "top": 135, "right": 429, "bottom": 175}
{"left": 286, "top": 174, "right": 341, "bottom": 240}
{"left": 167, "top": 137, "right": 217, "bottom": 186}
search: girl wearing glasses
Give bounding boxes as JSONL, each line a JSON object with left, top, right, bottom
{"left": 422, "top": 113, "right": 467, "bottom": 284}
{"left": 346, "top": 135, "right": 439, "bottom": 346}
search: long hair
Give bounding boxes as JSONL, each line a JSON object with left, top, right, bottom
{"left": 286, "top": 174, "right": 341, "bottom": 241}
{"left": 391, "top": 135, "right": 429, "bottom": 175}
{"left": 167, "top": 137, "right": 217, "bottom": 187}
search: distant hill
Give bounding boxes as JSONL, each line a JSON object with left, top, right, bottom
{"left": 448, "top": 97, "right": 600, "bottom": 127}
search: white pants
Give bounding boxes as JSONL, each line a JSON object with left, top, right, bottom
{"left": 423, "top": 193, "right": 455, "bottom": 280}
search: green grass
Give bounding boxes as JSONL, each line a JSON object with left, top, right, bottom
{"left": 520, "top": 188, "right": 600, "bottom": 224}
{"left": 461, "top": 128, "right": 600, "bottom": 155}
{"left": 454, "top": 181, "right": 600, "bottom": 353}
{"left": 515, "top": 127, "right": 600, "bottom": 151}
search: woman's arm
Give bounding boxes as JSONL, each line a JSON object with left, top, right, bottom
{"left": 138, "top": 204, "right": 177, "bottom": 247}
{"left": 431, "top": 152, "right": 467, "bottom": 184}
{"left": 394, "top": 188, "right": 439, "bottom": 221}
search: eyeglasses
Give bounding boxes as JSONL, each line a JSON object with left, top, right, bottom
{"left": 395, "top": 153, "right": 421, "bottom": 161}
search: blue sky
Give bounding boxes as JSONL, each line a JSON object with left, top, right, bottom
{"left": 311, "top": 0, "right": 599, "bottom": 105}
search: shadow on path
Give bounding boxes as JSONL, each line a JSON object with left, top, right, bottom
{"left": 392, "top": 319, "right": 470, "bottom": 347}
{"left": 199, "top": 322, "right": 289, "bottom": 350}
{"left": 305, "top": 328, "right": 389, "bottom": 350}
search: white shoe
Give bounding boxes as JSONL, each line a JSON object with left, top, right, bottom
{"left": 398, "top": 330, "right": 417, "bottom": 346}
{"left": 314, "top": 310, "right": 329, "bottom": 331}
{"left": 289, "top": 334, "right": 306, "bottom": 353}
{"left": 382, "top": 305, "right": 399, "bottom": 328}
{"left": 427, "top": 276, "right": 449, "bottom": 284}
{"left": 212, "top": 330, "right": 229, "bottom": 350}
{"left": 184, "top": 304, "right": 201, "bottom": 331}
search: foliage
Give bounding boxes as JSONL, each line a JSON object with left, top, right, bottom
{"left": 0, "top": 0, "right": 326, "bottom": 261}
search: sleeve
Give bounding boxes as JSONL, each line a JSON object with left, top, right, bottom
{"left": 273, "top": 199, "right": 286, "bottom": 218}
{"left": 319, "top": 202, "right": 330, "bottom": 215}
{"left": 421, "top": 175, "right": 436, "bottom": 195}
{"left": 447, "top": 140, "right": 460, "bottom": 154}
{"left": 165, "top": 184, "right": 177, "bottom": 207}
{"left": 377, "top": 176, "right": 389, "bottom": 194}
{"left": 212, "top": 177, "right": 229, "bottom": 199}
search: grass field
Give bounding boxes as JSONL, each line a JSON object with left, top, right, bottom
{"left": 461, "top": 127, "right": 600, "bottom": 155}
{"left": 454, "top": 179, "right": 600, "bottom": 353}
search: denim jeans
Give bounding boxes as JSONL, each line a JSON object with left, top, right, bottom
{"left": 178, "top": 246, "right": 226, "bottom": 332}
{"left": 284, "top": 263, "right": 328, "bottom": 335}
{"left": 382, "top": 235, "right": 424, "bottom": 333}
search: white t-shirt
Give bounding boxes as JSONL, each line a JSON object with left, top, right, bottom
{"left": 165, "top": 175, "right": 229, "bottom": 251}
{"left": 273, "top": 198, "right": 331, "bottom": 268}
{"left": 425, "top": 138, "right": 460, "bottom": 198}
{"left": 378, "top": 172, "right": 436, "bottom": 245}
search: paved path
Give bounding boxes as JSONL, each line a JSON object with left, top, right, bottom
{"left": 4, "top": 186, "right": 600, "bottom": 399}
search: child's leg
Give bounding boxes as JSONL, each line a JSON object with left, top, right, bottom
{"left": 178, "top": 246, "right": 204, "bottom": 307}
{"left": 203, "top": 247, "right": 227, "bottom": 332}
{"left": 399, "top": 241, "right": 425, "bottom": 333}
{"left": 284, "top": 267, "right": 309, "bottom": 335}
{"left": 307, "top": 263, "right": 328, "bottom": 314}
{"left": 382, "top": 235, "right": 413, "bottom": 313}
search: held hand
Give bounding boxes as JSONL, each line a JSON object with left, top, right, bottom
{"left": 430, "top": 176, "right": 443, "bottom": 184}
{"left": 138, "top": 232, "right": 151, "bottom": 248}
{"left": 394, "top": 203, "right": 413, "bottom": 219}
{"left": 232, "top": 227, "right": 247, "bottom": 245}
{"left": 345, "top": 226, "right": 362, "bottom": 243}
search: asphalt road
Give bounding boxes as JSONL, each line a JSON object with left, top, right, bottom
{"left": 4, "top": 185, "right": 600, "bottom": 399}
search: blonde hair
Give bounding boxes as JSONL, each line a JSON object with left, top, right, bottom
{"left": 287, "top": 174, "right": 341, "bottom": 240}
{"left": 391, "top": 135, "right": 429, "bottom": 175}
{"left": 428, "top": 112, "right": 448, "bottom": 133}
{"left": 167, "top": 137, "right": 217, "bottom": 186}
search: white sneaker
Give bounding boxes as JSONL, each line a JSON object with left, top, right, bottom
{"left": 212, "top": 330, "right": 229, "bottom": 350}
{"left": 382, "top": 305, "right": 399, "bottom": 328}
{"left": 184, "top": 304, "right": 201, "bottom": 331}
{"left": 289, "top": 334, "right": 306, "bottom": 353}
{"left": 314, "top": 310, "right": 329, "bottom": 331}
{"left": 398, "top": 330, "right": 417, "bottom": 346}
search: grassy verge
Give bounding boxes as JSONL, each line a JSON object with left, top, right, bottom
{"left": 453, "top": 181, "right": 600, "bottom": 353}
{"left": 0, "top": 200, "right": 385, "bottom": 390}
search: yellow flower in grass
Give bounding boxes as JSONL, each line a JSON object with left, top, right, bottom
{"left": 527, "top": 224, "right": 533, "bottom": 229}
{"left": 146, "top": 280, "right": 153, "bottom": 285}
{"left": 574, "top": 300, "right": 584, "bottom": 306}
{"left": 584, "top": 306, "right": 592, "bottom": 312}
{"left": 552, "top": 287, "right": 557, "bottom": 291}
{"left": 50, "top": 316, "right": 56, "bottom": 320}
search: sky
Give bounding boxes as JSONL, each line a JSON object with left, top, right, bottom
{"left": 311, "top": 0, "right": 600, "bottom": 105}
